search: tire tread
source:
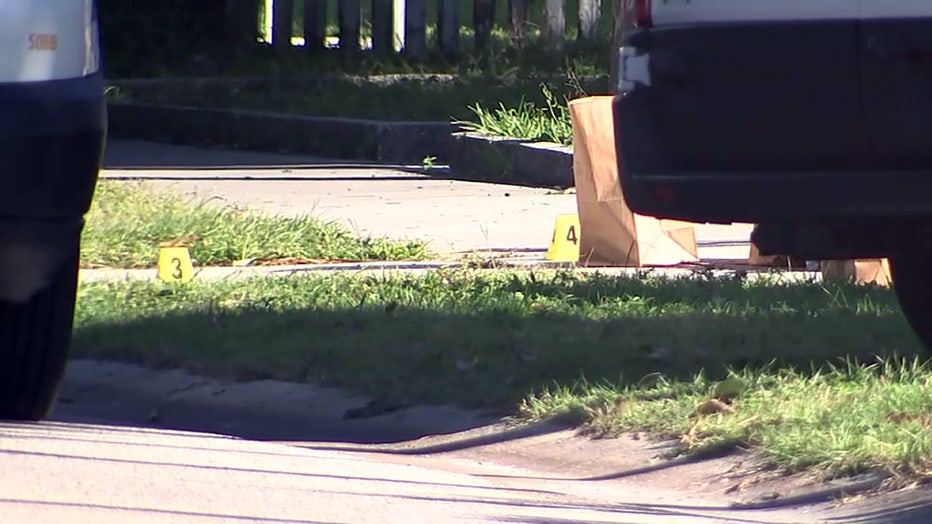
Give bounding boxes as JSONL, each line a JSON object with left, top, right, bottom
{"left": 0, "top": 250, "right": 79, "bottom": 420}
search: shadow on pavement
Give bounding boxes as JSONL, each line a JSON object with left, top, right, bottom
{"left": 52, "top": 375, "right": 505, "bottom": 445}
{"left": 828, "top": 490, "right": 932, "bottom": 524}
{"left": 295, "top": 420, "right": 569, "bottom": 455}
{"left": 102, "top": 138, "right": 445, "bottom": 179}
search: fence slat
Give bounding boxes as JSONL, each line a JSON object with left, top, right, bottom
{"left": 371, "top": 0, "right": 394, "bottom": 52}
{"left": 609, "top": 0, "right": 625, "bottom": 91}
{"left": 578, "top": 0, "right": 601, "bottom": 41}
{"left": 509, "top": 0, "right": 530, "bottom": 43}
{"left": 303, "top": 0, "right": 327, "bottom": 50}
{"left": 393, "top": 0, "right": 406, "bottom": 52}
{"left": 339, "top": 0, "right": 362, "bottom": 51}
{"left": 543, "top": 0, "right": 565, "bottom": 47}
{"left": 272, "top": 0, "right": 295, "bottom": 49}
{"left": 404, "top": 0, "right": 427, "bottom": 57}
{"left": 438, "top": 0, "right": 460, "bottom": 58}
{"left": 473, "top": 0, "right": 495, "bottom": 51}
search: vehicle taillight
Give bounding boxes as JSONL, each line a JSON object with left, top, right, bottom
{"left": 636, "top": 0, "right": 652, "bottom": 28}
{"left": 623, "top": 0, "right": 652, "bottom": 29}
{"left": 648, "top": 183, "right": 674, "bottom": 205}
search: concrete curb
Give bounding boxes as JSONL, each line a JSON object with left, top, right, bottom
{"left": 731, "top": 472, "right": 889, "bottom": 510}
{"left": 448, "top": 132, "right": 574, "bottom": 189}
{"left": 107, "top": 101, "right": 454, "bottom": 165}
{"left": 78, "top": 260, "right": 823, "bottom": 284}
{"left": 106, "top": 100, "right": 575, "bottom": 189}
{"left": 59, "top": 359, "right": 503, "bottom": 444}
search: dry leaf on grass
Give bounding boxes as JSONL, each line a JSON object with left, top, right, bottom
{"left": 158, "top": 235, "right": 203, "bottom": 248}
{"left": 693, "top": 398, "right": 736, "bottom": 416}
{"left": 886, "top": 412, "right": 932, "bottom": 428}
{"left": 682, "top": 419, "right": 702, "bottom": 446}
{"left": 254, "top": 257, "right": 362, "bottom": 266}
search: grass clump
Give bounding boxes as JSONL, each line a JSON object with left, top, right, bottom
{"left": 114, "top": 75, "right": 601, "bottom": 124}
{"left": 81, "top": 181, "right": 428, "bottom": 268}
{"left": 521, "top": 357, "right": 932, "bottom": 480}
{"left": 456, "top": 85, "right": 575, "bottom": 145}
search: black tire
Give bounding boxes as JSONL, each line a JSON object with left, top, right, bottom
{"left": 889, "top": 250, "right": 932, "bottom": 350}
{"left": 0, "top": 251, "right": 80, "bottom": 420}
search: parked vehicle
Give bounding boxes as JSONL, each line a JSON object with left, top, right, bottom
{"left": 613, "top": 1, "right": 932, "bottom": 349}
{"left": 0, "top": 0, "right": 107, "bottom": 419}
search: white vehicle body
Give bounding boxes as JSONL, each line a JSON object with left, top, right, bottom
{"left": 0, "top": 0, "right": 100, "bottom": 83}
{"left": 0, "top": 0, "right": 107, "bottom": 421}
{"left": 647, "top": 0, "right": 932, "bottom": 25}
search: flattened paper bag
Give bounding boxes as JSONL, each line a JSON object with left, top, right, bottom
{"left": 821, "top": 259, "right": 891, "bottom": 287}
{"left": 569, "top": 96, "right": 698, "bottom": 266}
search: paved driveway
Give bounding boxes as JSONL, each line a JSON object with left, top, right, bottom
{"left": 102, "top": 140, "right": 754, "bottom": 259}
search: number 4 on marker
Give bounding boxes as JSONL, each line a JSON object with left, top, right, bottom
{"left": 565, "top": 225, "right": 578, "bottom": 245}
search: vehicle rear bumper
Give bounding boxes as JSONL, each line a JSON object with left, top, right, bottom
{"left": 618, "top": 169, "right": 932, "bottom": 224}
{"left": 0, "top": 73, "right": 107, "bottom": 220}
{"left": 613, "top": 95, "right": 932, "bottom": 224}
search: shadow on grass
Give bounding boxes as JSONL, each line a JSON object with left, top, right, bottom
{"left": 68, "top": 274, "right": 924, "bottom": 442}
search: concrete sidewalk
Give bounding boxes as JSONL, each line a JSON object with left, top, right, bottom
{"left": 47, "top": 360, "right": 930, "bottom": 524}
{"left": 101, "top": 140, "right": 755, "bottom": 261}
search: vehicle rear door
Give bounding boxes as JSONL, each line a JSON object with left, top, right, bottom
{"left": 643, "top": 0, "right": 866, "bottom": 173}
{"left": 859, "top": 1, "right": 932, "bottom": 169}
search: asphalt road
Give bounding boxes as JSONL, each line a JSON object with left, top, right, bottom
{"left": 7, "top": 360, "right": 925, "bottom": 524}
{"left": 14, "top": 360, "right": 928, "bottom": 524}
{"left": 5, "top": 140, "right": 927, "bottom": 523}
{"left": 0, "top": 420, "right": 815, "bottom": 524}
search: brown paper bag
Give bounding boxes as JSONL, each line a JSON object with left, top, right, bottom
{"left": 821, "top": 259, "right": 891, "bottom": 287}
{"left": 569, "top": 96, "right": 699, "bottom": 267}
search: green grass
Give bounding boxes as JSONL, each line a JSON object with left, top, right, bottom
{"left": 110, "top": 49, "right": 588, "bottom": 140}
{"left": 81, "top": 181, "right": 429, "bottom": 268}
{"left": 255, "top": 28, "right": 613, "bottom": 80}
{"left": 75, "top": 269, "right": 918, "bottom": 407}
{"left": 456, "top": 85, "right": 575, "bottom": 145}
{"left": 521, "top": 358, "right": 932, "bottom": 480}
{"left": 111, "top": 72, "right": 602, "bottom": 123}
{"left": 107, "top": 11, "right": 612, "bottom": 123}
{"left": 73, "top": 268, "right": 932, "bottom": 480}
{"left": 112, "top": 75, "right": 583, "bottom": 146}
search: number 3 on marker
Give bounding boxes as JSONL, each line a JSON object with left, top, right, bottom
{"left": 171, "top": 257, "right": 183, "bottom": 280}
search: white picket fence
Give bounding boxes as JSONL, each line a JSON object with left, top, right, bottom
{"left": 260, "top": 0, "right": 612, "bottom": 56}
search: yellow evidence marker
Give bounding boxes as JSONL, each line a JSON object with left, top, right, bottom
{"left": 157, "top": 242, "right": 195, "bottom": 283}
{"left": 545, "top": 214, "right": 581, "bottom": 262}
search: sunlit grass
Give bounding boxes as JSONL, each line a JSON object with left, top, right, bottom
{"left": 81, "top": 181, "right": 428, "bottom": 268}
